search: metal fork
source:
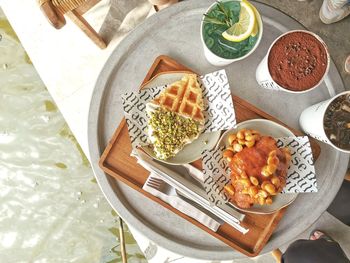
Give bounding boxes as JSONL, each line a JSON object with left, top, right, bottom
{"left": 146, "top": 176, "right": 249, "bottom": 234}
{"left": 134, "top": 148, "right": 248, "bottom": 233}
{"left": 145, "top": 176, "right": 221, "bottom": 232}
{"left": 147, "top": 177, "right": 186, "bottom": 199}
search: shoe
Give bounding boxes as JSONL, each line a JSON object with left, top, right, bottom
{"left": 319, "top": 0, "right": 350, "bottom": 24}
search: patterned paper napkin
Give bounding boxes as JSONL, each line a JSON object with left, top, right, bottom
{"left": 122, "top": 69, "right": 236, "bottom": 148}
{"left": 201, "top": 136, "right": 317, "bottom": 205}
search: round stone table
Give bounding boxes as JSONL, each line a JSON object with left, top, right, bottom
{"left": 88, "top": 0, "right": 349, "bottom": 260}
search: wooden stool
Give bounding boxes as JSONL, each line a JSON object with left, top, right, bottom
{"left": 38, "top": 0, "right": 106, "bottom": 49}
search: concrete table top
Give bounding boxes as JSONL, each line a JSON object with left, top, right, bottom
{"left": 88, "top": 0, "right": 349, "bottom": 260}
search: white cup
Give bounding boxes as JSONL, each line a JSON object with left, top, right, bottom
{"left": 200, "top": 1, "right": 263, "bottom": 67}
{"left": 255, "top": 30, "right": 330, "bottom": 94}
{"left": 299, "top": 91, "right": 350, "bottom": 153}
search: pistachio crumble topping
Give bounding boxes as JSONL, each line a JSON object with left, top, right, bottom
{"left": 148, "top": 108, "right": 200, "bottom": 160}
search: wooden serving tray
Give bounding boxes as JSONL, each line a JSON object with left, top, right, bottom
{"left": 99, "top": 55, "right": 321, "bottom": 257}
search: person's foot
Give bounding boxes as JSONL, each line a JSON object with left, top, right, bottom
{"left": 309, "top": 230, "right": 335, "bottom": 242}
{"left": 310, "top": 230, "right": 325, "bottom": 240}
{"left": 319, "top": 0, "right": 350, "bottom": 24}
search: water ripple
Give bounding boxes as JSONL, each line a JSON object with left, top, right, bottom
{"left": 0, "top": 11, "right": 146, "bottom": 263}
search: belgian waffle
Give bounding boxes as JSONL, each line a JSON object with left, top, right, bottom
{"left": 150, "top": 74, "right": 205, "bottom": 125}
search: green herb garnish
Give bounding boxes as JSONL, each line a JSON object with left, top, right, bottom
{"left": 204, "top": 1, "right": 235, "bottom": 27}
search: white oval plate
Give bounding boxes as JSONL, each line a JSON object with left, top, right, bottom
{"left": 217, "top": 119, "right": 298, "bottom": 214}
{"left": 142, "top": 72, "right": 221, "bottom": 165}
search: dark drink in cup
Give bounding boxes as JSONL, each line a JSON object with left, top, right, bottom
{"left": 324, "top": 93, "right": 350, "bottom": 151}
{"left": 300, "top": 91, "right": 350, "bottom": 153}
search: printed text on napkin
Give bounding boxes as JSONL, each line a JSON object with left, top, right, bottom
{"left": 202, "top": 136, "right": 317, "bottom": 205}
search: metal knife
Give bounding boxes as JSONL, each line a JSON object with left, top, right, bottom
{"left": 133, "top": 148, "right": 249, "bottom": 234}
{"left": 143, "top": 175, "right": 222, "bottom": 232}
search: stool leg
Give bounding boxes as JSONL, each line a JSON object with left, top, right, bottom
{"left": 154, "top": 0, "right": 179, "bottom": 11}
{"left": 118, "top": 218, "right": 127, "bottom": 263}
{"left": 39, "top": 1, "right": 66, "bottom": 29}
{"left": 66, "top": 9, "right": 106, "bottom": 49}
{"left": 271, "top": 248, "right": 282, "bottom": 263}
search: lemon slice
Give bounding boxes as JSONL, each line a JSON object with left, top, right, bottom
{"left": 251, "top": 20, "right": 259, "bottom": 37}
{"left": 242, "top": 0, "right": 259, "bottom": 37}
{"left": 222, "top": 1, "right": 256, "bottom": 42}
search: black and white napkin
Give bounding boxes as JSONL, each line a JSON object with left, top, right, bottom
{"left": 201, "top": 136, "right": 317, "bottom": 205}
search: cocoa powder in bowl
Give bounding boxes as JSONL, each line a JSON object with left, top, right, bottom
{"left": 268, "top": 31, "right": 328, "bottom": 92}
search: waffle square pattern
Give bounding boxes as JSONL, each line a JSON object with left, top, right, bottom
{"left": 151, "top": 74, "right": 205, "bottom": 124}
